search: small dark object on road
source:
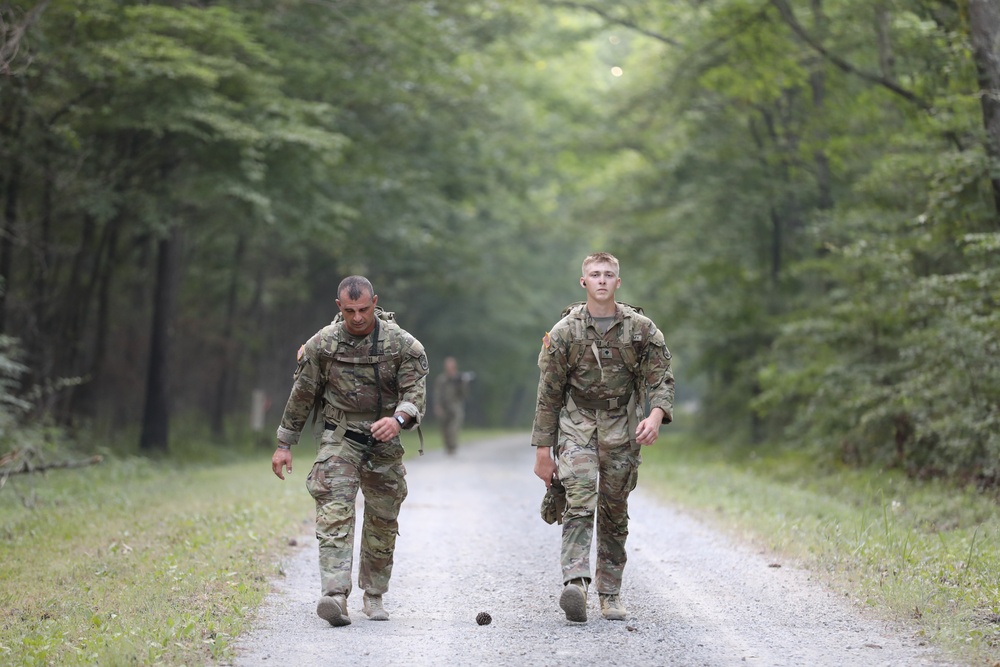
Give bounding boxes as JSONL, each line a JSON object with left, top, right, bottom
{"left": 476, "top": 612, "right": 492, "bottom": 626}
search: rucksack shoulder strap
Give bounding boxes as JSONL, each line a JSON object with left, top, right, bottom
{"left": 561, "top": 303, "right": 588, "bottom": 370}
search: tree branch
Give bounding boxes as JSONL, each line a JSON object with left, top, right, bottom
{"left": 769, "top": 0, "right": 931, "bottom": 110}
{"left": 0, "top": 0, "right": 51, "bottom": 75}
{"left": 544, "top": 1, "right": 682, "bottom": 47}
{"left": 0, "top": 448, "right": 103, "bottom": 490}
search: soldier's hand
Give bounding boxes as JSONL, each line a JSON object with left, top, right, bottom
{"left": 371, "top": 416, "right": 403, "bottom": 442}
{"left": 534, "top": 447, "right": 557, "bottom": 488}
{"left": 635, "top": 412, "right": 663, "bottom": 446}
{"left": 272, "top": 447, "right": 293, "bottom": 480}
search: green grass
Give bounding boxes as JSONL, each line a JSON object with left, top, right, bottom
{"left": 0, "top": 425, "right": 514, "bottom": 665}
{"left": 0, "top": 452, "right": 314, "bottom": 666}
{"left": 640, "top": 434, "right": 1000, "bottom": 665}
{"left": 5, "top": 427, "right": 1000, "bottom": 665}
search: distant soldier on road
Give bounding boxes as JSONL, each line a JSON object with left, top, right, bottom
{"left": 433, "top": 356, "right": 473, "bottom": 455}
{"left": 271, "top": 276, "right": 428, "bottom": 627}
{"left": 532, "top": 252, "right": 674, "bottom": 623}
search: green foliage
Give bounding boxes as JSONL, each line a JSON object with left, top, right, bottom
{"left": 1, "top": 0, "right": 997, "bottom": 481}
{"left": 754, "top": 144, "right": 999, "bottom": 477}
{"left": 1, "top": 0, "right": 586, "bottom": 440}
{"left": 0, "top": 454, "right": 313, "bottom": 665}
{"left": 541, "top": 0, "right": 998, "bottom": 480}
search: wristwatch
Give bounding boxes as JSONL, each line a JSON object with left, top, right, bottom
{"left": 394, "top": 414, "right": 406, "bottom": 427}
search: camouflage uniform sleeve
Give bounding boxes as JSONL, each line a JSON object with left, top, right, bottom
{"left": 395, "top": 336, "right": 429, "bottom": 426}
{"left": 641, "top": 321, "right": 675, "bottom": 424}
{"left": 276, "top": 334, "right": 324, "bottom": 445}
{"left": 530, "top": 324, "right": 570, "bottom": 448}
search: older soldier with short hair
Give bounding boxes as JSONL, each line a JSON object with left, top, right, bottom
{"left": 532, "top": 252, "right": 674, "bottom": 623}
{"left": 271, "top": 275, "right": 428, "bottom": 626}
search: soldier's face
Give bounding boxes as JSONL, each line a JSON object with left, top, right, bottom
{"left": 580, "top": 261, "right": 620, "bottom": 303}
{"left": 337, "top": 290, "right": 378, "bottom": 336}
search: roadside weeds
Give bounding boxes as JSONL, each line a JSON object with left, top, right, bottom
{"left": 641, "top": 435, "right": 1000, "bottom": 666}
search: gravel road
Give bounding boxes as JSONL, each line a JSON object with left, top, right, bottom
{"left": 231, "top": 434, "right": 952, "bottom": 667}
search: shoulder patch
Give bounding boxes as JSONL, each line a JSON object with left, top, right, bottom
{"left": 296, "top": 344, "right": 305, "bottom": 362}
{"left": 405, "top": 338, "right": 429, "bottom": 372}
{"left": 542, "top": 331, "right": 551, "bottom": 349}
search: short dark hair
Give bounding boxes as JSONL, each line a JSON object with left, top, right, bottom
{"left": 338, "top": 275, "right": 374, "bottom": 301}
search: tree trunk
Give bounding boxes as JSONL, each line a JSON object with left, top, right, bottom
{"left": 139, "top": 229, "right": 179, "bottom": 453}
{"left": 810, "top": 0, "right": 834, "bottom": 210}
{"left": 89, "top": 220, "right": 120, "bottom": 390}
{"left": 28, "top": 157, "right": 56, "bottom": 410}
{"left": 968, "top": 0, "right": 1000, "bottom": 222}
{"left": 874, "top": 1, "right": 895, "bottom": 78}
{"left": 70, "top": 213, "right": 121, "bottom": 418}
{"left": 210, "top": 233, "right": 246, "bottom": 438}
{"left": 0, "top": 153, "right": 21, "bottom": 334}
{"left": 770, "top": 206, "right": 783, "bottom": 281}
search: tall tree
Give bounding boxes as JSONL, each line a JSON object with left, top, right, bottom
{"left": 968, "top": 0, "right": 1000, "bottom": 221}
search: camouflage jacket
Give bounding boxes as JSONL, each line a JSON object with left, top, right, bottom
{"left": 276, "top": 308, "right": 428, "bottom": 455}
{"left": 530, "top": 302, "right": 674, "bottom": 449}
{"left": 434, "top": 373, "right": 468, "bottom": 415}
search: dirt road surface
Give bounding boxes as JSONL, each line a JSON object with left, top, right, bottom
{"left": 232, "top": 434, "right": 951, "bottom": 667}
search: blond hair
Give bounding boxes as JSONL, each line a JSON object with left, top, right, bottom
{"left": 581, "top": 252, "right": 620, "bottom": 276}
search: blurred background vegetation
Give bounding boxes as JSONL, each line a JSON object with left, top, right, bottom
{"left": 0, "top": 0, "right": 997, "bottom": 483}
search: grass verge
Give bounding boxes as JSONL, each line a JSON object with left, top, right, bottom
{"left": 0, "top": 451, "right": 313, "bottom": 666}
{"left": 0, "top": 426, "right": 512, "bottom": 666}
{"left": 6, "top": 428, "right": 996, "bottom": 665}
{"left": 641, "top": 433, "right": 1000, "bottom": 665}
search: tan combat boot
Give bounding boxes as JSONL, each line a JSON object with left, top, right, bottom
{"left": 599, "top": 593, "right": 627, "bottom": 621}
{"left": 363, "top": 593, "right": 389, "bottom": 621}
{"left": 559, "top": 578, "right": 588, "bottom": 622}
{"left": 316, "top": 594, "right": 351, "bottom": 626}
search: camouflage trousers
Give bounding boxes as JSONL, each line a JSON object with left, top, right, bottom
{"left": 305, "top": 436, "right": 408, "bottom": 598}
{"left": 557, "top": 431, "right": 639, "bottom": 595}
{"left": 440, "top": 407, "right": 464, "bottom": 454}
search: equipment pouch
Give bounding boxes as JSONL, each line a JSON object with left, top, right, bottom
{"left": 540, "top": 478, "right": 567, "bottom": 525}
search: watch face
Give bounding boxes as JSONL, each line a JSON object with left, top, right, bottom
{"left": 395, "top": 415, "right": 405, "bottom": 425}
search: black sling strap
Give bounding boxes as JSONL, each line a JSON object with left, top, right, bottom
{"left": 370, "top": 316, "right": 383, "bottom": 420}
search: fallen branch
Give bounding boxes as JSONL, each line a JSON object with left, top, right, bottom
{"left": 0, "top": 447, "right": 104, "bottom": 491}
{"left": 3, "top": 454, "right": 103, "bottom": 475}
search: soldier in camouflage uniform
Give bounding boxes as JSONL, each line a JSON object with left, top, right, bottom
{"left": 532, "top": 252, "right": 674, "bottom": 623}
{"left": 433, "top": 356, "right": 471, "bottom": 455}
{"left": 271, "top": 276, "right": 428, "bottom": 627}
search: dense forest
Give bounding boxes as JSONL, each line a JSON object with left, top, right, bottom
{"left": 0, "top": 1, "right": 997, "bottom": 482}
